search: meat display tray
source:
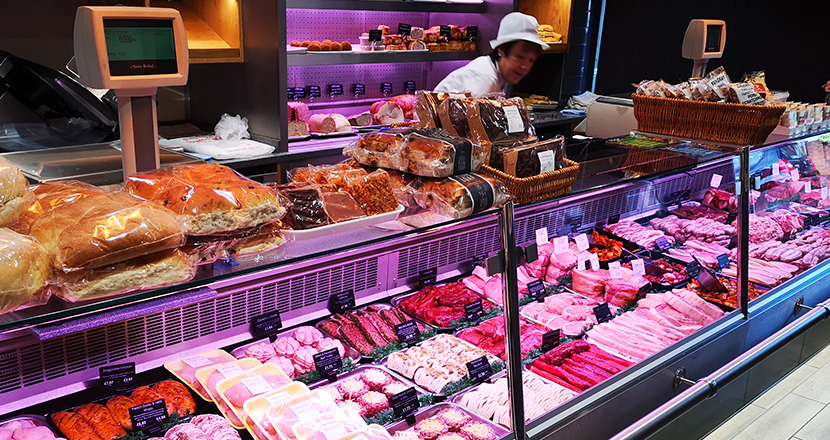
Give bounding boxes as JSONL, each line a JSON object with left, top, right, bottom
{"left": 390, "top": 288, "right": 500, "bottom": 332}
{"left": 579, "top": 227, "right": 643, "bottom": 268}
{"left": 0, "top": 414, "right": 62, "bottom": 437}
{"left": 625, "top": 250, "right": 691, "bottom": 290}
{"left": 667, "top": 201, "right": 730, "bottom": 223}
{"left": 310, "top": 129, "right": 358, "bottom": 138}
{"left": 283, "top": 204, "right": 404, "bottom": 241}
{"left": 308, "top": 364, "right": 429, "bottom": 426}
{"left": 384, "top": 402, "right": 510, "bottom": 438}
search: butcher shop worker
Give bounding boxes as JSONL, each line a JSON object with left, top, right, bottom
{"left": 434, "top": 12, "right": 549, "bottom": 95}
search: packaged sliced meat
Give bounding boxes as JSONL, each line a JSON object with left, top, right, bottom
{"left": 411, "top": 173, "right": 511, "bottom": 219}
{"left": 164, "top": 349, "right": 237, "bottom": 400}
{"left": 242, "top": 382, "right": 311, "bottom": 440}
{"left": 216, "top": 363, "right": 292, "bottom": 429}
{"left": 266, "top": 390, "right": 339, "bottom": 440}
{"left": 465, "top": 96, "right": 532, "bottom": 145}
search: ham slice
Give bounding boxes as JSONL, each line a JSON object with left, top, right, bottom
{"left": 664, "top": 294, "right": 711, "bottom": 325}
{"left": 308, "top": 113, "right": 351, "bottom": 133}
{"left": 572, "top": 269, "right": 609, "bottom": 300}
{"left": 674, "top": 289, "right": 724, "bottom": 321}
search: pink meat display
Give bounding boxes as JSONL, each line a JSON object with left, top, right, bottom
{"left": 584, "top": 289, "right": 724, "bottom": 362}
{"left": 605, "top": 221, "right": 674, "bottom": 249}
{"left": 730, "top": 229, "right": 830, "bottom": 269}
{"left": 650, "top": 215, "right": 735, "bottom": 247}
{"left": 703, "top": 188, "right": 738, "bottom": 213}
{"left": 767, "top": 209, "right": 804, "bottom": 233}
{"left": 731, "top": 214, "right": 784, "bottom": 244}
{"left": 237, "top": 326, "right": 345, "bottom": 378}
{"left": 528, "top": 340, "right": 632, "bottom": 392}
{"left": 571, "top": 268, "right": 648, "bottom": 307}
{"left": 0, "top": 420, "right": 60, "bottom": 440}
{"left": 370, "top": 94, "right": 417, "bottom": 125}
{"left": 666, "top": 239, "right": 732, "bottom": 268}
{"left": 462, "top": 265, "right": 535, "bottom": 304}
{"left": 521, "top": 293, "right": 599, "bottom": 337}
{"left": 457, "top": 315, "right": 548, "bottom": 359}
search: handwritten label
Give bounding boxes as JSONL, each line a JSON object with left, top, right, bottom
{"left": 328, "top": 290, "right": 355, "bottom": 315}
{"left": 464, "top": 299, "right": 484, "bottom": 322}
{"left": 129, "top": 400, "right": 168, "bottom": 436}
{"left": 553, "top": 236, "right": 569, "bottom": 254}
{"left": 541, "top": 329, "right": 560, "bottom": 352}
{"left": 439, "top": 25, "right": 451, "bottom": 38}
{"left": 354, "top": 84, "right": 365, "bottom": 96}
{"left": 287, "top": 87, "right": 294, "bottom": 100}
{"left": 527, "top": 280, "right": 546, "bottom": 302}
{"left": 631, "top": 259, "right": 646, "bottom": 276}
{"left": 655, "top": 236, "right": 671, "bottom": 250}
{"left": 465, "top": 356, "right": 493, "bottom": 383}
{"left": 313, "top": 348, "right": 342, "bottom": 381}
{"left": 390, "top": 387, "right": 420, "bottom": 419}
{"left": 397, "top": 23, "right": 412, "bottom": 37}
{"left": 100, "top": 363, "right": 135, "bottom": 390}
{"left": 575, "top": 233, "right": 589, "bottom": 252}
{"left": 593, "top": 303, "right": 613, "bottom": 324}
{"left": 368, "top": 30, "right": 383, "bottom": 42}
{"left": 405, "top": 81, "right": 416, "bottom": 94}
{"left": 608, "top": 261, "right": 622, "bottom": 279}
{"left": 241, "top": 375, "right": 275, "bottom": 396}
{"left": 535, "top": 227, "right": 549, "bottom": 246}
{"left": 419, "top": 268, "right": 437, "bottom": 287}
{"left": 329, "top": 84, "right": 343, "bottom": 96}
{"left": 710, "top": 173, "right": 723, "bottom": 188}
{"left": 182, "top": 356, "right": 213, "bottom": 369}
{"left": 717, "top": 254, "right": 730, "bottom": 269}
{"left": 395, "top": 320, "right": 420, "bottom": 345}
{"left": 589, "top": 253, "right": 600, "bottom": 271}
{"left": 252, "top": 310, "right": 282, "bottom": 339}
{"left": 465, "top": 26, "right": 478, "bottom": 39}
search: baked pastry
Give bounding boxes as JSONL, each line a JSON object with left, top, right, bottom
{"left": 378, "top": 25, "right": 390, "bottom": 35}
{"left": 341, "top": 41, "right": 352, "bottom": 50}
{"left": 124, "top": 163, "right": 285, "bottom": 236}
{"left": 448, "top": 40, "right": 463, "bottom": 51}
{"left": 426, "top": 43, "right": 440, "bottom": 52}
{"left": 347, "top": 129, "right": 409, "bottom": 169}
{"left": 321, "top": 189, "right": 365, "bottom": 222}
{"left": 412, "top": 173, "right": 512, "bottom": 219}
{"left": 11, "top": 180, "right": 104, "bottom": 235}
{"left": 343, "top": 169, "right": 399, "bottom": 216}
{"left": 225, "top": 221, "right": 286, "bottom": 256}
{"left": 449, "top": 25, "right": 462, "bottom": 40}
{"left": 424, "top": 31, "right": 438, "bottom": 43}
{"left": 0, "top": 228, "right": 53, "bottom": 314}
{"left": 276, "top": 185, "right": 330, "bottom": 230}
{"left": 437, "top": 95, "right": 471, "bottom": 137}
{"left": 0, "top": 156, "right": 34, "bottom": 228}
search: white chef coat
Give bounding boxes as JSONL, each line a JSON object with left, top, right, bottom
{"left": 434, "top": 55, "right": 506, "bottom": 95}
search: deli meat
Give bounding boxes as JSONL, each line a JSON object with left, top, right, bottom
{"left": 605, "top": 221, "right": 674, "bottom": 249}
{"left": 457, "top": 315, "right": 548, "bottom": 359}
{"left": 527, "top": 340, "right": 633, "bottom": 392}
{"left": 731, "top": 214, "right": 784, "bottom": 244}
{"left": 308, "top": 113, "right": 351, "bottom": 133}
{"left": 399, "top": 282, "right": 497, "bottom": 327}
{"left": 370, "top": 94, "right": 417, "bottom": 125}
{"left": 650, "top": 215, "right": 735, "bottom": 247}
{"left": 703, "top": 188, "right": 738, "bottom": 213}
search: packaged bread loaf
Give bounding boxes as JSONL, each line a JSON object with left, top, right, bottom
{"left": 489, "top": 135, "right": 567, "bottom": 177}
{"left": 225, "top": 221, "right": 286, "bottom": 257}
{"left": 343, "top": 129, "right": 409, "bottom": 170}
{"left": 124, "top": 164, "right": 286, "bottom": 236}
{"left": 437, "top": 94, "right": 472, "bottom": 137}
{"left": 11, "top": 180, "right": 104, "bottom": 235}
{"left": 415, "top": 91, "right": 443, "bottom": 128}
{"left": 0, "top": 228, "right": 53, "bottom": 313}
{"left": 412, "top": 173, "right": 512, "bottom": 219}
{"left": 29, "top": 191, "right": 186, "bottom": 271}
{"left": 342, "top": 169, "right": 399, "bottom": 216}
{"left": 466, "top": 96, "right": 532, "bottom": 145}
{"left": 0, "top": 156, "right": 34, "bottom": 228}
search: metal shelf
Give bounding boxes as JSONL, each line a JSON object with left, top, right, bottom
{"left": 288, "top": 50, "right": 478, "bottom": 66}
{"left": 286, "top": 0, "right": 486, "bottom": 13}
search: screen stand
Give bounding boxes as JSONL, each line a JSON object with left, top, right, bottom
{"left": 691, "top": 59, "right": 708, "bottom": 79}
{"left": 116, "top": 88, "right": 160, "bottom": 179}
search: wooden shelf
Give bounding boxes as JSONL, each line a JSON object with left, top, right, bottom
{"left": 518, "top": 0, "right": 572, "bottom": 49}
{"left": 148, "top": 0, "right": 243, "bottom": 64}
{"left": 543, "top": 43, "right": 569, "bottom": 54}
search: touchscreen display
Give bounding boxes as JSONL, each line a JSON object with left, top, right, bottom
{"left": 104, "top": 18, "right": 177, "bottom": 76}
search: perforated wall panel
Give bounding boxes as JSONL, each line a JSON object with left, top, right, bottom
{"left": 288, "top": 64, "right": 426, "bottom": 101}
{"left": 287, "top": 10, "right": 428, "bottom": 43}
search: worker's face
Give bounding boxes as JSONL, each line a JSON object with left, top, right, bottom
{"left": 498, "top": 41, "right": 539, "bottom": 85}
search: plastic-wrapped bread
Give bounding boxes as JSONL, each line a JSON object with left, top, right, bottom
{"left": 412, "top": 173, "right": 512, "bottom": 219}
{"left": 342, "top": 169, "right": 399, "bottom": 216}
{"left": 437, "top": 95, "right": 471, "bottom": 137}
{"left": 0, "top": 228, "right": 53, "bottom": 314}
{"left": 415, "top": 91, "right": 442, "bottom": 129}
{"left": 465, "top": 96, "right": 532, "bottom": 145}
{"left": 344, "top": 128, "right": 409, "bottom": 170}
{"left": 124, "top": 164, "right": 285, "bottom": 236}
{"left": 0, "top": 156, "right": 34, "bottom": 228}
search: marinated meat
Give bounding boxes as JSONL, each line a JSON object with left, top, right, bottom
{"left": 152, "top": 380, "right": 196, "bottom": 416}
{"left": 399, "top": 282, "right": 496, "bottom": 327}
{"left": 105, "top": 395, "right": 136, "bottom": 430}
{"left": 74, "top": 403, "right": 126, "bottom": 440}
{"left": 52, "top": 411, "right": 103, "bottom": 440}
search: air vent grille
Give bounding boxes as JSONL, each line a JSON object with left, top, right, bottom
{"left": 397, "top": 226, "right": 500, "bottom": 279}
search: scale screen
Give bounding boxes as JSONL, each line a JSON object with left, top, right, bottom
{"left": 104, "top": 19, "right": 177, "bottom": 76}
{"left": 705, "top": 24, "right": 722, "bottom": 53}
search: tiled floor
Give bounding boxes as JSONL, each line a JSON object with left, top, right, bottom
{"left": 702, "top": 343, "right": 830, "bottom": 440}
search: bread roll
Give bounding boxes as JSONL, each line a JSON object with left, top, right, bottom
{"left": 29, "top": 192, "right": 185, "bottom": 271}
{"left": 0, "top": 156, "right": 33, "bottom": 228}
{"left": 0, "top": 228, "right": 53, "bottom": 314}
{"left": 226, "top": 222, "right": 286, "bottom": 256}
{"left": 11, "top": 180, "right": 104, "bottom": 234}
{"left": 124, "top": 164, "right": 286, "bottom": 236}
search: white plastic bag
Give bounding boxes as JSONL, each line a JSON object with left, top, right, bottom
{"left": 215, "top": 113, "right": 250, "bottom": 141}
{"left": 160, "top": 135, "right": 274, "bottom": 160}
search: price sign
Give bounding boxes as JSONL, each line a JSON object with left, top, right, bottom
{"left": 655, "top": 236, "right": 671, "bottom": 250}
{"left": 773, "top": 162, "right": 780, "bottom": 175}
{"left": 251, "top": 310, "right": 282, "bottom": 340}
{"left": 608, "top": 261, "right": 622, "bottom": 279}
{"left": 293, "top": 87, "right": 306, "bottom": 99}
{"left": 589, "top": 253, "right": 600, "bottom": 271}
{"left": 307, "top": 86, "right": 321, "bottom": 98}
{"left": 593, "top": 303, "right": 613, "bottom": 324}
{"left": 395, "top": 320, "right": 420, "bottom": 345}
{"left": 471, "top": 254, "right": 487, "bottom": 268}
{"left": 541, "top": 329, "right": 560, "bottom": 352}
{"left": 575, "top": 233, "right": 589, "bottom": 252}
{"left": 328, "top": 289, "right": 355, "bottom": 314}
{"left": 313, "top": 348, "right": 342, "bottom": 382}
{"left": 631, "top": 259, "right": 646, "bottom": 276}
{"left": 287, "top": 87, "right": 294, "bottom": 100}
{"left": 791, "top": 170, "right": 800, "bottom": 182}
{"left": 465, "top": 356, "right": 493, "bottom": 383}
{"left": 686, "top": 261, "right": 701, "bottom": 279}
{"left": 354, "top": 84, "right": 366, "bottom": 96}
{"left": 381, "top": 83, "right": 393, "bottom": 94}
{"left": 129, "top": 400, "right": 168, "bottom": 436}
{"left": 608, "top": 214, "right": 621, "bottom": 225}
{"left": 464, "top": 299, "right": 484, "bottom": 322}
{"left": 390, "top": 387, "right": 420, "bottom": 420}
{"left": 717, "top": 254, "right": 730, "bottom": 269}
{"left": 439, "top": 25, "right": 451, "bottom": 39}
{"left": 368, "top": 30, "right": 383, "bottom": 42}
{"left": 329, "top": 84, "right": 343, "bottom": 96}
{"left": 577, "top": 257, "right": 586, "bottom": 271}
{"left": 418, "top": 268, "right": 437, "bottom": 288}
{"left": 553, "top": 236, "right": 569, "bottom": 254}
{"left": 527, "top": 280, "right": 546, "bottom": 302}
{"left": 100, "top": 363, "right": 135, "bottom": 390}
{"left": 465, "top": 26, "right": 478, "bottom": 39}
{"left": 405, "top": 81, "right": 416, "bottom": 94}
{"left": 710, "top": 173, "right": 723, "bottom": 188}
{"left": 535, "top": 227, "right": 549, "bottom": 246}
{"left": 556, "top": 225, "right": 573, "bottom": 237}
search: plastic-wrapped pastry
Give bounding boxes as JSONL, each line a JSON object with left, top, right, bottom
{"left": 276, "top": 184, "right": 331, "bottom": 230}
{"left": 412, "top": 173, "right": 512, "bottom": 219}
{"left": 0, "top": 228, "right": 53, "bottom": 314}
{"left": 465, "top": 96, "right": 532, "bottom": 145}
{"left": 437, "top": 95, "right": 471, "bottom": 138}
{"left": 345, "top": 129, "right": 409, "bottom": 170}
{"left": 488, "top": 135, "right": 567, "bottom": 177}
{"left": 343, "top": 170, "right": 399, "bottom": 216}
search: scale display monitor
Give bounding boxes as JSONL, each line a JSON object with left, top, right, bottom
{"left": 682, "top": 19, "right": 726, "bottom": 60}
{"left": 103, "top": 18, "right": 178, "bottom": 76}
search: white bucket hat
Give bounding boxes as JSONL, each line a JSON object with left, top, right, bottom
{"left": 489, "top": 12, "right": 550, "bottom": 51}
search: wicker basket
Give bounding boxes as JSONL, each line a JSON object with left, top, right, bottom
{"left": 632, "top": 94, "right": 786, "bottom": 145}
{"left": 480, "top": 158, "right": 580, "bottom": 204}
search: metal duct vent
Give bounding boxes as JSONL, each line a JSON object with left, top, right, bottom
{"left": 689, "top": 164, "right": 737, "bottom": 193}
{"left": 397, "top": 226, "right": 500, "bottom": 279}
{"left": 0, "top": 257, "right": 379, "bottom": 395}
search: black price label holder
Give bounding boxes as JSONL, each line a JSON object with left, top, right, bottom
{"left": 466, "top": 356, "right": 493, "bottom": 384}
{"left": 100, "top": 363, "right": 135, "bottom": 391}
{"left": 313, "top": 348, "right": 342, "bottom": 383}
{"left": 395, "top": 320, "right": 420, "bottom": 345}
{"left": 129, "top": 399, "right": 168, "bottom": 436}
{"left": 466, "top": 26, "right": 478, "bottom": 39}
{"left": 405, "top": 81, "right": 416, "bottom": 94}
{"left": 686, "top": 261, "right": 701, "bottom": 279}
{"left": 593, "top": 303, "right": 613, "bottom": 324}
{"left": 293, "top": 87, "right": 306, "bottom": 99}
{"left": 717, "top": 254, "right": 730, "bottom": 269}
{"left": 354, "top": 84, "right": 365, "bottom": 96}
{"left": 390, "top": 387, "right": 419, "bottom": 424}
{"left": 398, "top": 23, "right": 412, "bottom": 37}
{"left": 439, "top": 25, "right": 451, "bottom": 38}
{"left": 368, "top": 29, "right": 383, "bottom": 42}
{"left": 329, "top": 84, "right": 343, "bottom": 96}
{"left": 655, "top": 236, "right": 671, "bottom": 251}
{"left": 541, "top": 329, "right": 561, "bottom": 352}
{"left": 328, "top": 289, "right": 355, "bottom": 315}
{"left": 252, "top": 310, "right": 282, "bottom": 342}
{"left": 287, "top": 87, "right": 295, "bottom": 100}
{"left": 527, "top": 280, "right": 546, "bottom": 302}
{"left": 382, "top": 82, "right": 393, "bottom": 94}
{"left": 608, "top": 214, "right": 621, "bottom": 225}
{"left": 418, "top": 268, "right": 437, "bottom": 288}
{"left": 308, "top": 86, "right": 321, "bottom": 98}
{"left": 464, "top": 299, "right": 484, "bottom": 322}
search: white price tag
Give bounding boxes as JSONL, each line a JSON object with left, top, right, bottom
{"left": 264, "top": 391, "right": 291, "bottom": 407}
{"left": 589, "top": 253, "right": 600, "bottom": 271}
{"left": 710, "top": 173, "right": 723, "bottom": 188}
{"left": 811, "top": 181, "right": 818, "bottom": 193}
{"left": 822, "top": 186, "right": 828, "bottom": 200}
{"left": 791, "top": 170, "right": 800, "bottom": 182}
{"left": 290, "top": 401, "right": 322, "bottom": 418}
{"left": 773, "top": 163, "right": 780, "bottom": 175}
{"left": 240, "top": 375, "right": 274, "bottom": 397}
{"left": 538, "top": 150, "right": 556, "bottom": 174}
{"left": 215, "top": 363, "right": 245, "bottom": 379}
{"left": 553, "top": 236, "right": 569, "bottom": 254}
{"left": 609, "top": 261, "right": 622, "bottom": 279}
{"left": 575, "top": 233, "right": 589, "bottom": 252}
{"left": 503, "top": 105, "right": 524, "bottom": 133}
{"left": 631, "top": 259, "right": 646, "bottom": 276}
{"left": 735, "top": 181, "right": 741, "bottom": 196}
{"left": 535, "top": 227, "right": 549, "bottom": 246}
{"left": 182, "top": 356, "right": 213, "bottom": 368}
{"left": 577, "top": 257, "right": 586, "bottom": 271}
